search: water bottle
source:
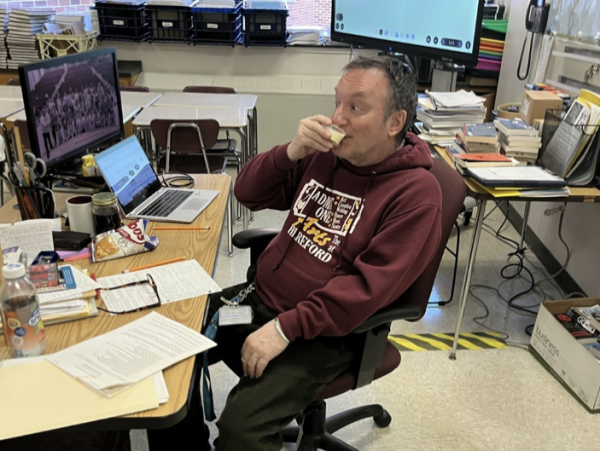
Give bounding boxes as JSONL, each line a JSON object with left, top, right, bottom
{"left": 0, "top": 263, "right": 47, "bottom": 358}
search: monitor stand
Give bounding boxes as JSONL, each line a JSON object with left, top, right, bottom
{"left": 431, "top": 60, "right": 465, "bottom": 92}
{"left": 50, "top": 157, "right": 84, "bottom": 178}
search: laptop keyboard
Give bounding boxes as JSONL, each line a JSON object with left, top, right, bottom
{"left": 139, "top": 190, "right": 194, "bottom": 218}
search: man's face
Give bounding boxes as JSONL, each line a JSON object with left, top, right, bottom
{"left": 331, "top": 68, "right": 405, "bottom": 167}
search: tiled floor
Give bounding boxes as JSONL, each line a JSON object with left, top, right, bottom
{"left": 5, "top": 178, "right": 598, "bottom": 451}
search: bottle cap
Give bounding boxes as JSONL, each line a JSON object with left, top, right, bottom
{"left": 92, "top": 192, "right": 117, "bottom": 206}
{"left": 2, "top": 263, "right": 26, "bottom": 279}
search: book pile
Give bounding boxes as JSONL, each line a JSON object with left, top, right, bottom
{"left": 457, "top": 122, "right": 500, "bottom": 153}
{"left": 0, "top": 265, "right": 99, "bottom": 333}
{"left": 539, "top": 89, "right": 600, "bottom": 185}
{"left": 0, "top": 9, "right": 8, "bottom": 69}
{"left": 494, "top": 118, "right": 541, "bottom": 164}
{"left": 6, "top": 8, "right": 54, "bottom": 69}
{"left": 416, "top": 90, "right": 486, "bottom": 145}
{"left": 556, "top": 304, "right": 600, "bottom": 362}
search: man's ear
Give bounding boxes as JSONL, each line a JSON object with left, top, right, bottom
{"left": 388, "top": 110, "right": 407, "bottom": 139}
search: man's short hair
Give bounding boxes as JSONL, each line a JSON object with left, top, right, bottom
{"left": 342, "top": 56, "right": 417, "bottom": 144}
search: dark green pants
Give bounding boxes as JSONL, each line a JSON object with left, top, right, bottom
{"left": 206, "top": 281, "right": 359, "bottom": 451}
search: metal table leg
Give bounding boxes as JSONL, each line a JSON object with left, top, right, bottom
{"left": 450, "top": 198, "right": 488, "bottom": 360}
{"left": 519, "top": 201, "right": 531, "bottom": 251}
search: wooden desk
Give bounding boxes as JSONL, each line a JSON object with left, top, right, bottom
{"left": 0, "top": 174, "right": 230, "bottom": 429}
{"left": 434, "top": 147, "right": 600, "bottom": 359}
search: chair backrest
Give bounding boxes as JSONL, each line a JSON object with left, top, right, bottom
{"left": 14, "top": 120, "right": 31, "bottom": 150}
{"left": 150, "top": 119, "right": 220, "bottom": 153}
{"left": 7, "top": 79, "right": 20, "bottom": 86}
{"left": 395, "top": 157, "right": 466, "bottom": 318}
{"left": 120, "top": 86, "right": 150, "bottom": 92}
{"left": 182, "top": 86, "right": 237, "bottom": 94}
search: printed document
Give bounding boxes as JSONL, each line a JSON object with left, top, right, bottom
{"left": 0, "top": 219, "right": 59, "bottom": 265}
{"left": 98, "top": 259, "right": 221, "bottom": 312}
{"left": 47, "top": 312, "right": 216, "bottom": 395}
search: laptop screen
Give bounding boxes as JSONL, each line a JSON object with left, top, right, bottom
{"left": 94, "top": 136, "right": 162, "bottom": 214}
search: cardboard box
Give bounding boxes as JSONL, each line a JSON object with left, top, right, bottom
{"left": 519, "top": 90, "right": 563, "bottom": 125}
{"left": 529, "top": 298, "right": 600, "bottom": 413}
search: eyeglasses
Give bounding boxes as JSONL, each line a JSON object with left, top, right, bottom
{"left": 97, "top": 274, "right": 162, "bottom": 315}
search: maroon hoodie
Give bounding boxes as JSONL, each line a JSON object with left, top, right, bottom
{"left": 235, "top": 132, "right": 442, "bottom": 342}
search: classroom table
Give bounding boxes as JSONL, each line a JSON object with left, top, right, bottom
{"left": 433, "top": 147, "right": 600, "bottom": 359}
{"left": 0, "top": 173, "right": 230, "bottom": 431}
{"left": 152, "top": 92, "right": 259, "bottom": 228}
{"left": 120, "top": 91, "right": 163, "bottom": 108}
{"left": 0, "top": 85, "right": 23, "bottom": 101}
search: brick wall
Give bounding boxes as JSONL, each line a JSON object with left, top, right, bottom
{"left": 0, "top": 0, "right": 92, "bottom": 13}
{"left": 288, "top": 0, "right": 331, "bottom": 30}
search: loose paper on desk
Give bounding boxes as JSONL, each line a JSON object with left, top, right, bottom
{"left": 47, "top": 311, "right": 216, "bottom": 395}
{"left": 98, "top": 259, "right": 221, "bottom": 313}
{"left": 0, "top": 219, "right": 59, "bottom": 265}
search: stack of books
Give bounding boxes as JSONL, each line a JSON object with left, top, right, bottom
{"left": 416, "top": 90, "right": 486, "bottom": 145}
{"left": 457, "top": 123, "right": 500, "bottom": 153}
{"left": 6, "top": 8, "right": 54, "bottom": 69}
{"left": 494, "top": 118, "right": 541, "bottom": 164}
{"left": 0, "top": 9, "right": 8, "bottom": 69}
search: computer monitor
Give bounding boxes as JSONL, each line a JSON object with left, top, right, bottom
{"left": 19, "top": 47, "right": 124, "bottom": 172}
{"left": 330, "top": 0, "right": 485, "bottom": 67}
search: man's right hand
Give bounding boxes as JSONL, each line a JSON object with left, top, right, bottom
{"left": 286, "top": 115, "right": 333, "bottom": 162}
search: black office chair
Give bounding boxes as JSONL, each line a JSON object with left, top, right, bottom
{"left": 231, "top": 158, "right": 466, "bottom": 450}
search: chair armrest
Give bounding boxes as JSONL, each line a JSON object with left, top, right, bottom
{"left": 232, "top": 228, "right": 280, "bottom": 249}
{"left": 353, "top": 302, "right": 422, "bottom": 334}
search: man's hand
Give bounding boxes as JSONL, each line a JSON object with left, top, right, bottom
{"left": 241, "top": 320, "right": 289, "bottom": 379}
{"left": 287, "top": 115, "right": 333, "bottom": 162}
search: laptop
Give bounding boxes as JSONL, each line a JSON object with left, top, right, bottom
{"left": 94, "top": 136, "right": 219, "bottom": 223}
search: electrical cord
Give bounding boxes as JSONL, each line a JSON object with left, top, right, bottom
{"left": 517, "top": 31, "right": 534, "bottom": 81}
{"left": 157, "top": 170, "right": 195, "bottom": 189}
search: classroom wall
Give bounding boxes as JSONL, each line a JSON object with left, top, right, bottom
{"left": 104, "top": 42, "right": 376, "bottom": 150}
{"left": 495, "top": 0, "right": 600, "bottom": 297}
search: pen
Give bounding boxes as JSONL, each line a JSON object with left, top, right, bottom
{"left": 153, "top": 227, "right": 211, "bottom": 231}
{"left": 90, "top": 273, "right": 101, "bottom": 298}
{"left": 123, "top": 256, "right": 185, "bottom": 274}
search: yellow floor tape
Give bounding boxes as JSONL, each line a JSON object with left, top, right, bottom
{"left": 389, "top": 332, "right": 507, "bottom": 352}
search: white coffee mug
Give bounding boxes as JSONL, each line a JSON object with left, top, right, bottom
{"left": 66, "top": 195, "right": 95, "bottom": 235}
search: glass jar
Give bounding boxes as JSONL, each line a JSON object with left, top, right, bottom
{"left": 92, "top": 192, "right": 122, "bottom": 234}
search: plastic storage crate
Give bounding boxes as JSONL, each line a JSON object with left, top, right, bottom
{"left": 95, "top": 1, "right": 148, "bottom": 42}
{"left": 38, "top": 31, "right": 98, "bottom": 59}
{"left": 242, "top": 8, "right": 288, "bottom": 47}
{"left": 146, "top": 5, "right": 193, "bottom": 42}
{"left": 191, "top": 2, "right": 242, "bottom": 46}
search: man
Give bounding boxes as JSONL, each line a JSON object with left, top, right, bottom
{"left": 150, "top": 56, "right": 442, "bottom": 451}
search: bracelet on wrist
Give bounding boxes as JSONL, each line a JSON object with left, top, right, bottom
{"left": 274, "top": 318, "right": 290, "bottom": 344}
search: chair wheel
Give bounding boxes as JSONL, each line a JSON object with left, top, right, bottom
{"left": 373, "top": 410, "right": 392, "bottom": 428}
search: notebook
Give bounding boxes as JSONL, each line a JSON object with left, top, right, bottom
{"left": 94, "top": 136, "right": 219, "bottom": 223}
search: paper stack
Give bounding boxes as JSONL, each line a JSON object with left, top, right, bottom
{"left": 0, "top": 9, "right": 8, "bottom": 69}
{"left": 46, "top": 312, "right": 216, "bottom": 397}
{"left": 416, "top": 90, "right": 486, "bottom": 145}
{"left": 89, "top": 8, "right": 100, "bottom": 34}
{"left": 6, "top": 9, "right": 54, "bottom": 69}
{"left": 494, "top": 118, "right": 541, "bottom": 164}
{"left": 288, "top": 25, "right": 325, "bottom": 46}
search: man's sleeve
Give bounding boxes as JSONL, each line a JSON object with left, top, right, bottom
{"left": 234, "top": 143, "right": 306, "bottom": 212}
{"left": 277, "top": 203, "right": 443, "bottom": 341}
